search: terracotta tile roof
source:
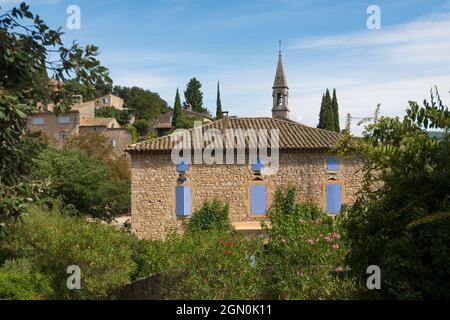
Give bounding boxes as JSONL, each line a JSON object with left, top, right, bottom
{"left": 126, "top": 117, "right": 343, "bottom": 154}
{"left": 80, "top": 118, "right": 118, "bottom": 127}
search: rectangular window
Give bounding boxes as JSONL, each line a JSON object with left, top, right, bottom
{"left": 32, "top": 117, "right": 44, "bottom": 125}
{"left": 111, "top": 139, "right": 117, "bottom": 148}
{"left": 59, "top": 131, "right": 67, "bottom": 142}
{"left": 176, "top": 186, "right": 191, "bottom": 217}
{"left": 58, "top": 116, "right": 71, "bottom": 124}
{"left": 326, "top": 157, "right": 341, "bottom": 172}
{"left": 326, "top": 184, "right": 342, "bottom": 215}
{"left": 251, "top": 185, "right": 267, "bottom": 215}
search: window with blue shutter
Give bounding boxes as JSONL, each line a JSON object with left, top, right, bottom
{"left": 251, "top": 185, "right": 267, "bottom": 215}
{"left": 326, "top": 184, "right": 342, "bottom": 215}
{"left": 175, "top": 186, "right": 191, "bottom": 217}
{"left": 326, "top": 157, "right": 341, "bottom": 172}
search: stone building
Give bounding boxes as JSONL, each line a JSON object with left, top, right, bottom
{"left": 27, "top": 93, "right": 131, "bottom": 157}
{"left": 152, "top": 106, "right": 213, "bottom": 137}
{"left": 126, "top": 51, "right": 364, "bottom": 240}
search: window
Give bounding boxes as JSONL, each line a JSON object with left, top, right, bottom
{"left": 59, "top": 131, "right": 67, "bottom": 142}
{"left": 58, "top": 116, "right": 71, "bottom": 124}
{"left": 32, "top": 117, "right": 44, "bottom": 125}
{"left": 326, "top": 157, "right": 341, "bottom": 172}
{"left": 250, "top": 184, "right": 267, "bottom": 215}
{"left": 103, "top": 97, "right": 110, "bottom": 105}
{"left": 111, "top": 139, "right": 117, "bottom": 148}
{"left": 176, "top": 186, "right": 191, "bottom": 217}
{"left": 326, "top": 184, "right": 342, "bottom": 215}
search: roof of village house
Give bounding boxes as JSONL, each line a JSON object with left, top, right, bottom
{"left": 153, "top": 109, "right": 213, "bottom": 129}
{"left": 80, "top": 118, "right": 118, "bottom": 127}
{"left": 126, "top": 117, "right": 343, "bottom": 154}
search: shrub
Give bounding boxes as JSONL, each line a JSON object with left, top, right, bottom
{"left": 32, "top": 147, "right": 130, "bottom": 219}
{"left": 134, "top": 230, "right": 265, "bottom": 300}
{"left": 0, "top": 258, "right": 53, "bottom": 300}
{"left": 133, "top": 119, "right": 150, "bottom": 136}
{"left": 263, "top": 187, "right": 357, "bottom": 300}
{"left": 338, "top": 92, "right": 450, "bottom": 299}
{"left": 186, "top": 199, "right": 231, "bottom": 232}
{"left": 95, "top": 106, "right": 131, "bottom": 126}
{"left": 4, "top": 204, "right": 137, "bottom": 299}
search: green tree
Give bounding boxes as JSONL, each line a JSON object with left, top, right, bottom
{"left": 0, "top": 2, "right": 111, "bottom": 229}
{"left": 332, "top": 89, "right": 340, "bottom": 133}
{"left": 318, "top": 94, "right": 326, "bottom": 129}
{"left": 338, "top": 88, "right": 450, "bottom": 299}
{"left": 323, "top": 89, "right": 335, "bottom": 131}
{"left": 113, "top": 86, "right": 168, "bottom": 121}
{"left": 216, "top": 82, "right": 223, "bottom": 120}
{"left": 172, "top": 88, "right": 185, "bottom": 128}
{"left": 133, "top": 119, "right": 150, "bottom": 137}
{"left": 32, "top": 148, "right": 130, "bottom": 219}
{"left": 95, "top": 106, "right": 130, "bottom": 126}
{"left": 184, "top": 78, "right": 207, "bottom": 114}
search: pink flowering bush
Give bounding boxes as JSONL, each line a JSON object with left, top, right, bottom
{"left": 262, "top": 187, "right": 357, "bottom": 299}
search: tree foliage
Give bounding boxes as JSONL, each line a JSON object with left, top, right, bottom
{"left": 318, "top": 89, "right": 340, "bottom": 132}
{"left": 338, "top": 87, "right": 450, "bottom": 299}
{"left": 113, "top": 86, "right": 168, "bottom": 121}
{"left": 172, "top": 88, "right": 185, "bottom": 128}
{"left": 0, "top": 2, "right": 112, "bottom": 228}
{"left": 216, "top": 82, "right": 223, "bottom": 120}
{"left": 184, "top": 78, "right": 207, "bottom": 114}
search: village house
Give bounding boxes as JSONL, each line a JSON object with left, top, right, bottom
{"left": 126, "top": 51, "right": 364, "bottom": 240}
{"left": 152, "top": 105, "right": 213, "bottom": 137}
{"left": 27, "top": 92, "right": 131, "bottom": 157}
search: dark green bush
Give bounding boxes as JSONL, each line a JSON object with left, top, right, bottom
{"left": 0, "top": 258, "right": 53, "bottom": 300}
{"left": 4, "top": 204, "right": 136, "bottom": 299}
{"left": 339, "top": 93, "right": 450, "bottom": 299}
{"left": 186, "top": 199, "right": 231, "bottom": 232}
{"left": 32, "top": 147, "right": 130, "bottom": 220}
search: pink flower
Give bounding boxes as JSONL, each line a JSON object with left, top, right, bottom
{"left": 325, "top": 235, "right": 333, "bottom": 242}
{"left": 306, "top": 239, "right": 315, "bottom": 245}
{"left": 223, "top": 250, "right": 230, "bottom": 256}
{"left": 225, "top": 240, "right": 234, "bottom": 247}
{"left": 335, "top": 266, "right": 343, "bottom": 273}
{"left": 298, "top": 271, "right": 304, "bottom": 277}
{"left": 333, "top": 232, "right": 341, "bottom": 240}
{"left": 332, "top": 244, "right": 340, "bottom": 250}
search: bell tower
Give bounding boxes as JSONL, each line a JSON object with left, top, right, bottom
{"left": 272, "top": 41, "right": 289, "bottom": 120}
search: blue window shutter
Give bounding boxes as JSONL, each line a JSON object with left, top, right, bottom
{"left": 251, "top": 185, "right": 267, "bottom": 215}
{"left": 327, "top": 157, "right": 340, "bottom": 171}
{"left": 176, "top": 186, "right": 191, "bottom": 216}
{"left": 326, "top": 184, "right": 342, "bottom": 214}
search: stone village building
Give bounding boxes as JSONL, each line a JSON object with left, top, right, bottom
{"left": 27, "top": 92, "right": 131, "bottom": 157}
{"left": 126, "top": 50, "right": 364, "bottom": 240}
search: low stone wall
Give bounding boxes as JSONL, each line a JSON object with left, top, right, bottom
{"left": 116, "top": 273, "right": 183, "bottom": 300}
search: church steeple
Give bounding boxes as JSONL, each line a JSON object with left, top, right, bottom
{"left": 272, "top": 41, "right": 289, "bottom": 120}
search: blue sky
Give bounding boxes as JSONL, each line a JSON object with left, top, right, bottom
{"left": 2, "top": 0, "right": 450, "bottom": 133}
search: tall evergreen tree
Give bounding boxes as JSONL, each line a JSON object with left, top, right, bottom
{"left": 216, "top": 82, "right": 223, "bottom": 120}
{"left": 332, "top": 89, "right": 340, "bottom": 133}
{"left": 172, "top": 88, "right": 185, "bottom": 128}
{"left": 184, "top": 78, "right": 206, "bottom": 114}
{"left": 324, "top": 89, "right": 335, "bottom": 131}
{"left": 318, "top": 93, "right": 326, "bottom": 129}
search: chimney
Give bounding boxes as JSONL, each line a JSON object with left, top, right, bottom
{"left": 222, "top": 111, "right": 230, "bottom": 139}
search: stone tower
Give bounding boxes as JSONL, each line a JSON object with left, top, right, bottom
{"left": 271, "top": 47, "right": 290, "bottom": 120}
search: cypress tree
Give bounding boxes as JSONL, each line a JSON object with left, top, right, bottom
{"left": 184, "top": 78, "right": 206, "bottom": 114}
{"left": 172, "top": 88, "right": 184, "bottom": 128}
{"left": 332, "top": 89, "right": 340, "bottom": 133}
{"left": 318, "top": 93, "right": 325, "bottom": 129}
{"left": 324, "top": 89, "right": 335, "bottom": 131}
{"left": 216, "top": 81, "right": 223, "bottom": 120}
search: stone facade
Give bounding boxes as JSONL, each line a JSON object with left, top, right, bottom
{"left": 131, "top": 152, "right": 363, "bottom": 240}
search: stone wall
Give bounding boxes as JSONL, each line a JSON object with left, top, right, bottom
{"left": 27, "top": 111, "right": 80, "bottom": 147}
{"left": 131, "top": 152, "right": 364, "bottom": 240}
